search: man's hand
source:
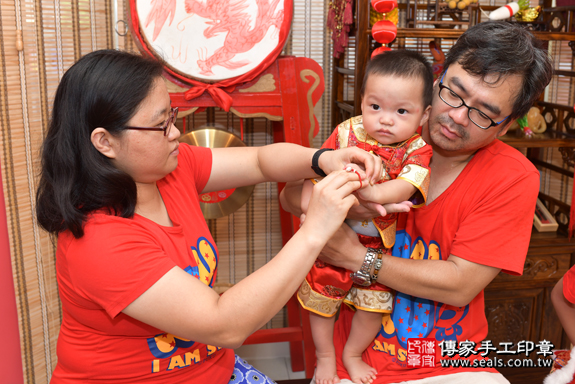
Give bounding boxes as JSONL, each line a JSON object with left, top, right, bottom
{"left": 317, "top": 224, "right": 366, "bottom": 272}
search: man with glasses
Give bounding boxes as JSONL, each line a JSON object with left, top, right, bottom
{"left": 281, "top": 21, "right": 553, "bottom": 383}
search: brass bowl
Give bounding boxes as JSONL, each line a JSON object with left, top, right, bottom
{"left": 179, "top": 128, "right": 255, "bottom": 219}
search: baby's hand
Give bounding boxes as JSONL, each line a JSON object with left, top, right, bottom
{"left": 356, "top": 199, "right": 413, "bottom": 217}
{"left": 344, "top": 163, "right": 370, "bottom": 183}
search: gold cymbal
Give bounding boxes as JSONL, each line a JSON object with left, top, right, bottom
{"left": 179, "top": 128, "right": 255, "bottom": 219}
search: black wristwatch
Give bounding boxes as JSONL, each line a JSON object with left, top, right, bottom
{"left": 311, "top": 148, "right": 334, "bottom": 177}
{"left": 350, "top": 248, "right": 380, "bottom": 286}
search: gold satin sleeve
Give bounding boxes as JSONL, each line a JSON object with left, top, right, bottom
{"left": 343, "top": 287, "right": 394, "bottom": 313}
{"left": 297, "top": 279, "right": 342, "bottom": 317}
{"left": 397, "top": 164, "right": 430, "bottom": 208}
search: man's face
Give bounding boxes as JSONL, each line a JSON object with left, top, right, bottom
{"left": 425, "top": 63, "right": 521, "bottom": 156}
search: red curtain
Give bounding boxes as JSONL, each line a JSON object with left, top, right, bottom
{"left": 0, "top": 164, "right": 23, "bottom": 383}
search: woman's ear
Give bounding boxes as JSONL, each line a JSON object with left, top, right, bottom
{"left": 91, "top": 128, "right": 117, "bottom": 159}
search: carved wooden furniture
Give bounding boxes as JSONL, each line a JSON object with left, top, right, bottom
{"left": 405, "top": 1, "right": 480, "bottom": 29}
{"left": 485, "top": 232, "right": 575, "bottom": 350}
{"left": 331, "top": 0, "right": 575, "bottom": 126}
{"left": 484, "top": 232, "right": 575, "bottom": 383}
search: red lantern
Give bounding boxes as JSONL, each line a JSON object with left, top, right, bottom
{"left": 371, "top": 0, "right": 397, "bottom": 14}
{"left": 371, "top": 46, "right": 392, "bottom": 58}
{"left": 372, "top": 20, "right": 397, "bottom": 44}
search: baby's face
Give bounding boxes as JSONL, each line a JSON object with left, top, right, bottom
{"left": 361, "top": 73, "right": 430, "bottom": 145}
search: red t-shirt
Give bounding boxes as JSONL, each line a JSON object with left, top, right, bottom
{"left": 333, "top": 139, "right": 540, "bottom": 383}
{"left": 52, "top": 144, "right": 235, "bottom": 383}
{"left": 564, "top": 266, "right": 575, "bottom": 304}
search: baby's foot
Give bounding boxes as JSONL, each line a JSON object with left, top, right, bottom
{"left": 315, "top": 353, "right": 340, "bottom": 384}
{"left": 342, "top": 354, "right": 377, "bottom": 384}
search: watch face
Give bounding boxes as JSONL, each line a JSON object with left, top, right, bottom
{"left": 351, "top": 273, "right": 371, "bottom": 286}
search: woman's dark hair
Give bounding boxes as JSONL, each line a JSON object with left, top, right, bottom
{"left": 443, "top": 21, "right": 553, "bottom": 121}
{"left": 361, "top": 49, "right": 434, "bottom": 108}
{"left": 36, "top": 49, "right": 164, "bottom": 238}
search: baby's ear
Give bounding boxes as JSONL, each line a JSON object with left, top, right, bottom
{"left": 419, "top": 105, "right": 432, "bottom": 127}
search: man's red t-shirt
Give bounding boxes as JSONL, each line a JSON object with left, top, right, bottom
{"left": 333, "top": 139, "right": 540, "bottom": 383}
{"left": 52, "top": 144, "right": 235, "bottom": 383}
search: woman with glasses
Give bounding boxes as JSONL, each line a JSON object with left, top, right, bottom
{"left": 35, "top": 49, "right": 382, "bottom": 384}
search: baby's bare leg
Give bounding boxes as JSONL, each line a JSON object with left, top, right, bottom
{"left": 342, "top": 310, "right": 382, "bottom": 384}
{"left": 310, "top": 312, "right": 340, "bottom": 384}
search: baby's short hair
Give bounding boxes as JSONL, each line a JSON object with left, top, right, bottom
{"left": 361, "top": 50, "right": 434, "bottom": 107}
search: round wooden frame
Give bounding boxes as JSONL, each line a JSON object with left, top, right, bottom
{"left": 129, "top": 0, "right": 293, "bottom": 85}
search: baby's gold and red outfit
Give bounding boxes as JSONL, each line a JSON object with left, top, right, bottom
{"left": 297, "top": 116, "right": 432, "bottom": 317}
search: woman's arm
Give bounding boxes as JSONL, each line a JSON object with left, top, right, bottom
{"left": 551, "top": 277, "right": 575, "bottom": 345}
{"left": 123, "top": 170, "right": 361, "bottom": 349}
{"left": 202, "top": 144, "right": 382, "bottom": 193}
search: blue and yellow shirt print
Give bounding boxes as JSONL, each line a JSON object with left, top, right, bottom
{"left": 184, "top": 236, "right": 218, "bottom": 287}
{"left": 375, "top": 229, "right": 469, "bottom": 363}
{"left": 146, "top": 237, "right": 221, "bottom": 372}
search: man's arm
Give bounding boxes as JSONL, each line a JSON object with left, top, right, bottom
{"left": 318, "top": 224, "right": 501, "bottom": 307}
{"left": 282, "top": 181, "right": 501, "bottom": 307}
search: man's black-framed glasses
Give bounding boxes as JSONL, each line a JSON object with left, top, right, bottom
{"left": 125, "top": 107, "right": 179, "bottom": 136}
{"left": 438, "top": 71, "right": 508, "bottom": 130}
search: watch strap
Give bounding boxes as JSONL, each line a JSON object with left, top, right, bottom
{"left": 311, "top": 148, "right": 334, "bottom": 178}
{"left": 350, "top": 248, "right": 378, "bottom": 286}
{"left": 370, "top": 249, "right": 384, "bottom": 281}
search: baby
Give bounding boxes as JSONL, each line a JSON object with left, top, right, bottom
{"left": 298, "top": 50, "right": 434, "bottom": 384}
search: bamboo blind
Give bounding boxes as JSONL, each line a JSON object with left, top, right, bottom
{"left": 0, "top": 0, "right": 332, "bottom": 382}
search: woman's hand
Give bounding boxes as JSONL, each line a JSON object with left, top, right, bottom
{"left": 299, "top": 170, "right": 361, "bottom": 245}
{"left": 319, "top": 147, "right": 383, "bottom": 185}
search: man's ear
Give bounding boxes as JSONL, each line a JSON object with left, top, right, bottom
{"left": 419, "top": 105, "right": 432, "bottom": 127}
{"left": 91, "top": 127, "right": 118, "bottom": 159}
{"left": 497, "top": 118, "right": 513, "bottom": 137}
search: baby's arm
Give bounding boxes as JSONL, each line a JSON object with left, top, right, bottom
{"left": 357, "top": 178, "right": 417, "bottom": 206}
{"left": 551, "top": 277, "right": 575, "bottom": 345}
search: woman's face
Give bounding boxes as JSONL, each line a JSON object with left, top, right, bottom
{"left": 111, "top": 77, "right": 181, "bottom": 184}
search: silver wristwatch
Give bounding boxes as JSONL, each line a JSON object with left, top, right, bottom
{"left": 350, "top": 248, "right": 380, "bottom": 286}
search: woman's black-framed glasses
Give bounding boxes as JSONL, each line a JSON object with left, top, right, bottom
{"left": 125, "top": 107, "right": 179, "bottom": 136}
{"left": 438, "top": 71, "right": 508, "bottom": 130}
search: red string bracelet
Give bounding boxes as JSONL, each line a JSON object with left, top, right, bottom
{"left": 346, "top": 167, "right": 362, "bottom": 188}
